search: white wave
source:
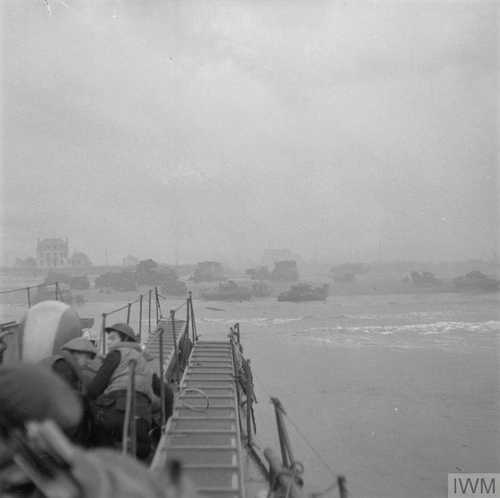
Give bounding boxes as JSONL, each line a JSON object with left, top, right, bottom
{"left": 272, "top": 316, "right": 305, "bottom": 325}
{"left": 305, "top": 320, "right": 500, "bottom": 337}
{"left": 202, "top": 316, "right": 306, "bottom": 327}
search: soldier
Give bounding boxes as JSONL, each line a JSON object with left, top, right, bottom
{"left": 0, "top": 364, "right": 198, "bottom": 498}
{"left": 61, "top": 337, "right": 100, "bottom": 389}
{"left": 87, "top": 323, "right": 155, "bottom": 459}
{"left": 41, "top": 337, "right": 98, "bottom": 393}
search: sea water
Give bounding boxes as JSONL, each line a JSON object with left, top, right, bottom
{"left": 1, "top": 282, "right": 498, "bottom": 498}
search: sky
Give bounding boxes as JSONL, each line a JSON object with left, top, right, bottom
{"left": 1, "top": 0, "right": 498, "bottom": 267}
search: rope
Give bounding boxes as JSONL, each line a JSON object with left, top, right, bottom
{"left": 0, "top": 282, "right": 58, "bottom": 295}
{"left": 172, "top": 301, "right": 187, "bottom": 313}
{"left": 178, "top": 387, "right": 210, "bottom": 411}
{"left": 309, "top": 480, "right": 339, "bottom": 498}
{"left": 103, "top": 302, "right": 131, "bottom": 316}
{"left": 252, "top": 370, "right": 340, "bottom": 497}
{"left": 282, "top": 411, "right": 338, "bottom": 479}
{"left": 103, "top": 295, "right": 144, "bottom": 317}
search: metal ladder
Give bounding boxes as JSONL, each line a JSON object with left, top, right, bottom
{"left": 162, "top": 340, "right": 245, "bottom": 497}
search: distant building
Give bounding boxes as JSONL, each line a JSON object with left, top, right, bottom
{"left": 262, "top": 249, "right": 302, "bottom": 267}
{"left": 36, "top": 238, "right": 69, "bottom": 268}
{"left": 15, "top": 257, "right": 37, "bottom": 268}
{"left": 70, "top": 252, "right": 92, "bottom": 267}
{"left": 122, "top": 255, "right": 139, "bottom": 267}
{"left": 271, "top": 260, "right": 299, "bottom": 282}
{"left": 192, "top": 261, "right": 224, "bottom": 282}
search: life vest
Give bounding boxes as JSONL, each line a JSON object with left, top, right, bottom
{"left": 81, "top": 356, "right": 103, "bottom": 387}
{"left": 103, "top": 342, "right": 153, "bottom": 400}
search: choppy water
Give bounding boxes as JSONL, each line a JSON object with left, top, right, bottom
{"left": 1, "top": 284, "right": 499, "bottom": 498}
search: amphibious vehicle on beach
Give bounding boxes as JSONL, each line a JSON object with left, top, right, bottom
{"left": 453, "top": 271, "right": 500, "bottom": 292}
{"left": 278, "top": 282, "right": 329, "bottom": 302}
{"left": 200, "top": 280, "right": 252, "bottom": 301}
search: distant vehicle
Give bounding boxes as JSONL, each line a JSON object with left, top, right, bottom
{"left": 94, "top": 271, "right": 137, "bottom": 292}
{"left": 278, "top": 283, "right": 329, "bottom": 302}
{"left": 69, "top": 276, "right": 90, "bottom": 290}
{"left": 191, "top": 261, "right": 224, "bottom": 282}
{"left": 251, "top": 280, "right": 273, "bottom": 298}
{"left": 201, "top": 280, "right": 252, "bottom": 301}
{"left": 409, "top": 271, "right": 441, "bottom": 287}
{"left": 271, "top": 260, "right": 299, "bottom": 282}
{"left": 453, "top": 271, "right": 500, "bottom": 292}
{"left": 160, "top": 279, "right": 187, "bottom": 297}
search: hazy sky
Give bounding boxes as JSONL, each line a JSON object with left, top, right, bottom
{"left": 1, "top": 0, "right": 498, "bottom": 266}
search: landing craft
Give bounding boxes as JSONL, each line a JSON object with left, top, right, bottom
{"left": 0, "top": 282, "right": 346, "bottom": 497}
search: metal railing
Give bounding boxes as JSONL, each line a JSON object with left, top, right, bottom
{"left": 99, "top": 286, "right": 172, "bottom": 355}
{"left": 0, "top": 281, "right": 62, "bottom": 307}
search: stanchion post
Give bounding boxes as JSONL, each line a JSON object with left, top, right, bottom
{"left": 155, "top": 287, "right": 159, "bottom": 325}
{"left": 148, "top": 289, "right": 152, "bottom": 334}
{"left": 188, "top": 291, "right": 198, "bottom": 342}
{"left": 122, "top": 359, "right": 137, "bottom": 456}
{"left": 126, "top": 303, "right": 132, "bottom": 325}
{"left": 171, "top": 309, "right": 178, "bottom": 383}
{"left": 101, "top": 313, "right": 107, "bottom": 356}
{"left": 272, "top": 397, "right": 290, "bottom": 468}
{"left": 26, "top": 287, "right": 31, "bottom": 307}
{"left": 185, "top": 294, "right": 190, "bottom": 343}
{"left": 138, "top": 294, "right": 143, "bottom": 342}
{"left": 246, "top": 374, "right": 253, "bottom": 445}
{"left": 188, "top": 291, "right": 194, "bottom": 343}
{"left": 158, "top": 327, "right": 166, "bottom": 430}
{"left": 338, "top": 476, "right": 347, "bottom": 498}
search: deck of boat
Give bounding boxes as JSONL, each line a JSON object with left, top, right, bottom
{"left": 151, "top": 340, "right": 245, "bottom": 497}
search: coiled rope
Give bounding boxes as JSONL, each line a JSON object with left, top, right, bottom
{"left": 178, "top": 387, "right": 210, "bottom": 412}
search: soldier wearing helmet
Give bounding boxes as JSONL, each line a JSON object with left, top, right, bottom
{"left": 88, "top": 323, "right": 155, "bottom": 459}
{"left": 61, "top": 337, "right": 100, "bottom": 387}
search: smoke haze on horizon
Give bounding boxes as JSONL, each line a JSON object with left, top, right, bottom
{"left": 1, "top": 0, "right": 498, "bottom": 267}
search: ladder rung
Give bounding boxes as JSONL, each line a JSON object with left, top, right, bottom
{"left": 169, "top": 429, "right": 237, "bottom": 434}
{"left": 184, "top": 464, "right": 239, "bottom": 470}
{"left": 190, "top": 360, "right": 233, "bottom": 363}
{"left": 167, "top": 445, "right": 236, "bottom": 450}
{"left": 172, "top": 416, "right": 236, "bottom": 421}
{"left": 184, "top": 378, "right": 235, "bottom": 382}
{"left": 176, "top": 405, "right": 236, "bottom": 410}
{"left": 179, "top": 395, "right": 235, "bottom": 399}
{"left": 195, "top": 488, "right": 241, "bottom": 495}
{"left": 192, "top": 352, "right": 231, "bottom": 355}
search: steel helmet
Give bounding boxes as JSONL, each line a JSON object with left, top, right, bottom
{"left": 62, "top": 337, "right": 98, "bottom": 356}
{"left": 0, "top": 363, "right": 82, "bottom": 429}
{"left": 105, "top": 322, "right": 137, "bottom": 341}
{"left": 22, "top": 300, "right": 82, "bottom": 362}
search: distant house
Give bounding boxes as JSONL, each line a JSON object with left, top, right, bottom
{"left": 36, "top": 238, "right": 69, "bottom": 268}
{"left": 192, "top": 261, "right": 225, "bottom": 282}
{"left": 262, "top": 249, "right": 302, "bottom": 267}
{"left": 245, "top": 266, "right": 271, "bottom": 280}
{"left": 70, "top": 252, "right": 92, "bottom": 267}
{"left": 271, "top": 260, "right": 299, "bottom": 282}
{"left": 123, "top": 255, "right": 139, "bottom": 267}
{"left": 15, "top": 257, "right": 37, "bottom": 268}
